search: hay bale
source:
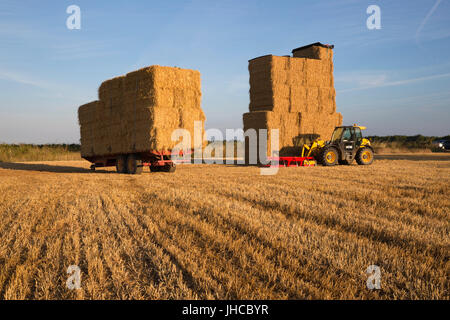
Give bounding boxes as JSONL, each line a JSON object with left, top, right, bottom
{"left": 297, "top": 111, "right": 343, "bottom": 140}
{"left": 249, "top": 55, "right": 293, "bottom": 113}
{"left": 243, "top": 111, "right": 302, "bottom": 162}
{"left": 292, "top": 45, "right": 333, "bottom": 61}
{"left": 306, "top": 87, "right": 319, "bottom": 113}
{"left": 248, "top": 54, "right": 334, "bottom": 112}
{"left": 244, "top": 43, "right": 341, "bottom": 163}
{"left": 289, "top": 58, "right": 306, "bottom": 86}
{"left": 98, "top": 76, "right": 125, "bottom": 111}
{"left": 318, "top": 87, "right": 336, "bottom": 114}
{"left": 78, "top": 66, "right": 205, "bottom": 158}
{"left": 78, "top": 101, "right": 100, "bottom": 157}
{"left": 78, "top": 101, "right": 98, "bottom": 125}
{"left": 290, "top": 86, "right": 307, "bottom": 113}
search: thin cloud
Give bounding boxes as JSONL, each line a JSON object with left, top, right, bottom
{"left": 0, "top": 69, "right": 87, "bottom": 103}
{"left": 336, "top": 73, "right": 388, "bottom": 88}
{"left": 0, "top": 70, "right": 51, "bottom": 89}
{"left": 415, "top": 0, "right": 442, "bottom": 44}
{"left": 338, "top": 72, "right": 450, "bottom": 93}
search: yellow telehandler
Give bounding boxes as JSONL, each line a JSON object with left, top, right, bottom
{"left": 302, "top": 125, "right": 374, "bottom": 166}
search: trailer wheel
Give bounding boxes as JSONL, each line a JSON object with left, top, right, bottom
{"left": 161, "top": 163, "right": 176, "bottom": 173}
{"left": 116, "top": 155, "right": 128, "bottom": 173}
{"left": 149, "top": 165, "right": 160, "bottom": 172}
{"left": 126, "top": 154, "right": 143, "bottom": 174}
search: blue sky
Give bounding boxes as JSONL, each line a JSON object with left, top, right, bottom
{"left": 0, "top": 0, "right": 449, "bottom": 143}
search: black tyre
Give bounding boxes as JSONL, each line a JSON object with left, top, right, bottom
{"left": 126, "top": 154, "right": 143, "bottom": 174}
{"left": 90, "top": 164, "right": 96, "bottom": 171}
{"left": 356, "top": 147, "right": 374, "bottom": 165}
{"left": 320, "top": 147, "right": 339, "bottom": 166}
{"left": 149, "top": 165, "right": 160, "bottom": 172}
{"left": 116, "top": 155, "right": 127, "bottom": 173}
{"left": 161, "top": 163, "right": 176, "bottom": 173}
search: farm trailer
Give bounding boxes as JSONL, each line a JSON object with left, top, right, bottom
{"left": 84, "top": 149, "right": 188, "bottom": 174}
{"left": 78, "top": 66, "right": 206, "bottom": 175}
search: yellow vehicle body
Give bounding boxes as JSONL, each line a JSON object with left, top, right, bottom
{"left": 301, "top": 124, "right": 374, "bottom": 166}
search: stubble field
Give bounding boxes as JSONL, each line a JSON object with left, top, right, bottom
{"left": 0, "top": 157, "right": 448, "bottom": 300}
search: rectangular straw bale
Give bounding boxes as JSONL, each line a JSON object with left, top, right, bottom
{"left": 316, "top": 60, "right": 333, "bottom": 87}
{"left": 306, "top": 87, "right": 319, "bottom": 113}
{"left": 278, "top": 112, "right": 301, "bottom": 146}
{"left": 249, "top": 81, "right": 272, "bottom": 95}
{"left": 78, "top": 101, "right": 98, "bottom": 125}
{"left": 122, "top": 66, "right": 201, "bottom": 108}
{"left": 245, "top": 44, "right": 340, "bottom": 163}
{"left": 297, "top": 112, "right": 315, "bottom": 135}
{"left": 80, "top": 143, "right": 94, "bottom": 158}
{"left": 93, "top": 100, "right": 107, "bottom": 123}
{"left": 297, "top": 111, "right": 343, "bottom": 140}
{"left": 334, "top": 112, "right": 343, "bottom": 127}
{"left": 78, "top": 101, "right": 102, "bottom": 158}
{"left": 243, "top": 111, "right": 274, "bottom": 164}
{"left": 243, "top": 111, "right": 302, "bottom": 160}
{"left": 249, "top": 91, "right": 273, "bottom": 110}
{"left": 249, "top": 105, "right": 276, "bottom": 112}
{"left": 290, "top": 86, "right": 307, "bottom": 113}
{"left": 243, "top": 111, "right": 273, "bottom": 131}
{"left": 98, "top": 76, "right": 125, "bottom": 105}
{"left": 304, "top": 59, "right": 323, "bottom": 87}
{"left": 318, "top": 87, "right": 336, "bottom": 114}
{"left": 271, "top": 56, "right": 291, "bottom": 85}
{"left": 248, "top": 55, "right": 273, "bottom": 70}
{"left": 79, "top": 65, "right": 204, "bottom": 158}
{"left": 293, "top": 45, "right": 333, "bottom": 61}
{"left": 249, "top": 56, "right": 297, "bottom": 113}
{"left": 321, "top": 60, "right": 333, "bottom": 74}
{"left": 80, "top": 125, "right": 94, "bottom": 140}
{"left": 293, "top": 45, "right": 320, "bottom": 59}
{"left": 288, "top": 58, "right": 306, "bottom": 86}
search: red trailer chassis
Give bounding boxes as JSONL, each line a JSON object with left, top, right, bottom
{"left": 261, "top": 156, "right": 316, "bottom": 167}
{"left": 83, "top": 149, "right": 191, "bottom": 174}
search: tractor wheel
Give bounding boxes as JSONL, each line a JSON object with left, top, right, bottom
{"left": 320, "top": 147, "right": 338, "bottom": 166}
{"left": 116, "top": 155, "right": 127, "bottom": 173}
{"left": 126, "top": 154, "right": 143, "bottom": 174}
{"left": 339, "top": 159, "right": 353, "bottom": 165}
{"left": 356, "top": 147, "right": 374, "bottom": 165}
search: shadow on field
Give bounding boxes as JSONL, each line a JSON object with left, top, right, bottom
{"left": 375, "top": 154, "right": 450, "bottom": 161}
{"left": 0, "top": 162, "right": 111, "bottom": 174}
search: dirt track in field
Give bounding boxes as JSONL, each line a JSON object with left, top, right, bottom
{"left": 0, "top": 158, "right": 448, "bottom": 299}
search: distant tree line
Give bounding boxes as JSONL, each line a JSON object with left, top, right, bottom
{"left": 367, "top": 135, "right": 450, "bottom": 150}
{"left": 1, "top": 134, "right": 448, "bottom": 162}
{"left": 0, "top": 144, "right": 81, "bottom": 162}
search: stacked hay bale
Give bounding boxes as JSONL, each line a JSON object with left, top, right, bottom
{"left": 78, "top": 66, "right": 205, "bottom": 159}
{"left": 243, "top": 43, "right": 343, "bottom": 163}
{"left": 78, "top": 101, "right": 99, "bottom": 158}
